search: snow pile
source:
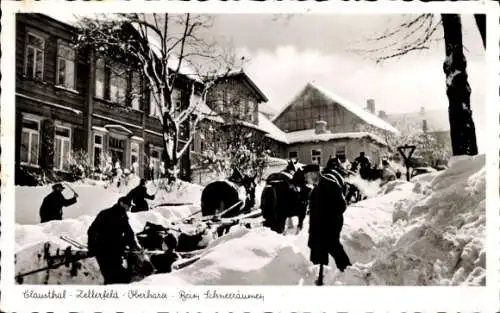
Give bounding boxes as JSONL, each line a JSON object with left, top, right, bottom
{"left": 16, "top": 179, "right": 202, "bottom": 225}
{"left": 324, "top": 154, "right": 485, "bottom": 286}
{"left": 137, "top": 227, "right": 313, "bottom": 285}
{"left": 15, "top": 180, "right": 204, "bottom": 284}
{"left": 345, "top": 175, "right": 383, "bottom": 198}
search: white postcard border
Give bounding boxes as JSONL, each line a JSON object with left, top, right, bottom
{"left": 1, "top": 1, "right": 498, "bottom": 312}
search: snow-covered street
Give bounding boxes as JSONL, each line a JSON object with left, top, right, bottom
{"left": 14, "top": 155, "right": 485, "bottom": 286}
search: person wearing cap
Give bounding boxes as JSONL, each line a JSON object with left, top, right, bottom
{"left": 39, "top": 183, "right": 78, "bottom": 223}
{"left": 351, "top": 152, "right": 372, "bottom": 179}
{"left": 308, "top": 161, "right": 352, "bottom": 285}
{"left": 126, "top": 178, "right": 155, "bottom": 213}
{"left": 87, "top": 196, "right": 142, "bottom": 285}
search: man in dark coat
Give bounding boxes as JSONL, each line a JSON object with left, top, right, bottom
{"left": 126, "top": 179, "right": 155, "bottom": 213}
{"left": 39, "top": 183, "right": 78, "bottom": 223}
{"left": 308, "top": 165, "right": 352, "bottom": 285}
{"left": 261, "top": 161, "right": 297, "bottom": 234}
{"left": 351, "top": 152, "right": 372, "bottom": 179}
{"left": 87, "top": 196, "right": 142, "bottom": 285}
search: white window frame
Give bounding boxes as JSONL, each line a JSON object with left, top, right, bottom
{"left": 130, "top": 141, "right": 140, "bottom": 165}
{"left": 20, "top": 116, "right": 41, "bottom": 167}
{"left": 108, "top": 135, "right": 127, "bottom": 166}
{"left": 93, "top": 133, "right": 104, "bottom": 169}
{"left": 24, "top": 31, "right": 46, "bottom": 80}
{"left": 311, "top": 148, "right": 322, "bottom": 165}
{"left": 149, "top": 146, "right": 163, "bottom": 179}
{"left": 55, "top": 41, "right": 76, "bottom": 91}
{"left": 53, "top": 124, "right": 72, "bottom": 172}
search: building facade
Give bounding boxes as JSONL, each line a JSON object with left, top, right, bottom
{"left": 15, "top": 14, "right": 196, "bottom": 184}
{"left": 270, "top": 83, "right": 398, "bottom": 166}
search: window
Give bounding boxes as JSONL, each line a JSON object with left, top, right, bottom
{"left": 336, "top": 145, "right": 346, "bottom": 163}
{"left": 56, "top": 42, "right": 76, "bottom": 90}
{"left": 247, "top": 100, "right": 255, "bottom": 122}
{"left": 172, "top": 89, "right": 182, "bottom": 113}
{"left": 311, "top": 149, "right": 321, "bottom": 165}
{"left": 150, "top": 149, "right": 161, "bottom": 179}
{"left": 93, "top": 134, "right": 103, "bottom": 168}
{"left": 25, "top": 32, "right": 45, "bottom": 80}
{"left": 109, "top": 136, "right": 126, "bottom": 166}
{"left": 110, "top": 69, "right": 127, "bottom": 103}
{"left": 288, "top": 151, "right": 298, "bottom": 160}
{"left": 95, "top": 58, "right": 105, "bottom": 98}
{"left": 54, "top": 125, "right": 71, "bottom": 171}
{"left": 150, "top": 91, "right": 161, "bottom": 118}
{"left": 20, "top": 117, "right": 40, "bottom": 166}
{"left": 130, "top": 71, "right": 142, "bottom": 110}
{"left": 130, "top": 142, "right": 140, "bottom": 165}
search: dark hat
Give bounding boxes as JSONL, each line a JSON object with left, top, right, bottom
{"left": 118, "top": 196, "right": 132, "bottom": 205}
{"left": 52, "top": 183, "right": 65, "bottom": 190}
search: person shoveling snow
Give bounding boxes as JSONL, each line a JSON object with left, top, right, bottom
{"left": 308, "top": 161, "right": 352, "bottom": 285}
{"left": 39, "top": 183, "right": 78, "bottom": 223}
{"left": 87, "top": 196, "right": 146, "bottom": 285}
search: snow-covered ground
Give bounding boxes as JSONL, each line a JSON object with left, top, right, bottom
{"left": 15, "top": 154, "right": 485, "bottom": 286}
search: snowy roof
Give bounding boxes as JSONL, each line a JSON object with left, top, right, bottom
{"left": 285, "top": 129, "right": 389, "bottom": 146}
{"left": 194, "top": 102, "right": 225, "bottom": 123}
{"left": 273, "top": 83, "right": 399, "bottom": 134}
{"left": 257, "top": 112, "right": 289, "bottom": 143}
{"left": 215, "top": 70, "right": 268, "bottom": 103}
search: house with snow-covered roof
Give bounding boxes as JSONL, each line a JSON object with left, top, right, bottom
{"left": 14, "top": 13, "right": 205, "bottom": 184}
{"left": 270, "top": 83, "right": 399, "bottom": 167}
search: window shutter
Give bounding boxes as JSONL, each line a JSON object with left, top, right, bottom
{"left": 40, "top": 118, "right": 55, "bottom": 170}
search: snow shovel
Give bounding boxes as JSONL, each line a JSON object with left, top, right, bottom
{"left": 63, "top": 182, "right": 79, "bottom": 197}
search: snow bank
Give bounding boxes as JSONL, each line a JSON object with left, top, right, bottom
{"left": 137, "top": 227, "right": 313, "bottom": 285}
{"left": 16, "top": 179, "right": 202, "bottom": 225}
{"left": 322, "top": 154, "right": 486, "bottom": 286}
{"left": 15, "top": 180, "right": 204, "bottom": 284}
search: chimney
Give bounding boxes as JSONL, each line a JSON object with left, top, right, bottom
{"left": 315, "top": 120, "right": 328, "bottom": 134}
{"left": 366, "top": 99, "right": 375, "bottom": 114}
{"left": 422, "top": 119, "right": 428, "bottom": 133}
{"left": 378, "top": 110, "right": 387, "bottom": 120}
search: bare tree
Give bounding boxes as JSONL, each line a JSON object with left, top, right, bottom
{"left": 192, "top": 91, "right": 271, "bottom": 181}
{"left": 354, "top": 14, "right": 482, "bottom": 156}
{"left": 76, "top": 14, "right": 240, "bottom": 182}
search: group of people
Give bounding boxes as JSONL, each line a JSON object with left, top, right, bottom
{"left": 37, "top": 151, "right": 398, "bottom": 285}
{"left": 38, "top": 178, "right": 159, "bottom": 284}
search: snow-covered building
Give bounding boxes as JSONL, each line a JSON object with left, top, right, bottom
{"left": 270, "top": 83, "right": 399, "bottom": 166}
{"left": 14, "top": 13, "right": 199, "bottom": 184}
